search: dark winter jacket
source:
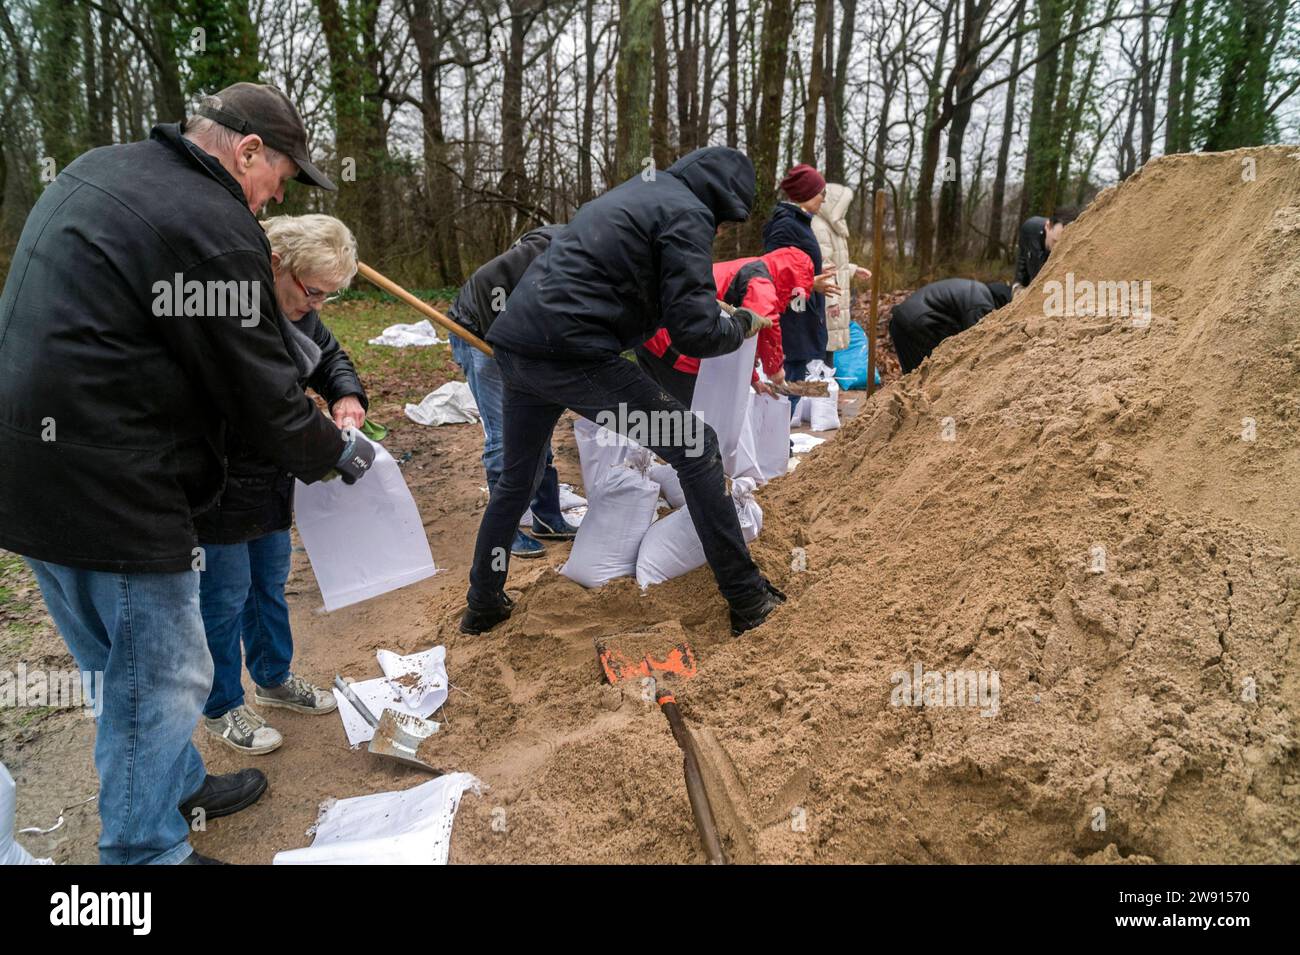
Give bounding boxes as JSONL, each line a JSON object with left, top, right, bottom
{"left": 486, "top": 147, "right": 752, "bottom": 360}
{"left": 0, "top": 123, "right": 345, "bottom": 573}
{"left": 194, "top": 311, "right": 366, "bottom": 545}
{"left": 448, "top": 226, "right": 563, "bottom": 336}
{"left": 888, "top": 278, "right": 1013, "bottom": 374}
{"left": 1015, "top": 216, "right": 1050, "bottom": 288}
{"left": 762, "top": 201, "right": 825, "bottom": 361}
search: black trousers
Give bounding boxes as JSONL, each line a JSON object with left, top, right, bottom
{"left": 633, "top": 344, "right": 698, "bottom": 406}
{"left": 467, "top": 346, "right": 763, "bottom": 608}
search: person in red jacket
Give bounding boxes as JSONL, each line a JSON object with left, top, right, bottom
{"left": 635, "top": 246, "right": 814, "bottom": 405}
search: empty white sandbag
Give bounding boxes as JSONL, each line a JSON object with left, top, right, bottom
{"left": 692, "top": 334, "right": 759, "bottom": 475}
{"left": 750, "top": 392, "right": 791, "bottom": 481}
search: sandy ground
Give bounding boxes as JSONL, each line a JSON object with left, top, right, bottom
{"left": 8, "top": 146, "right": 1299, "bottom": 865}
{"left": 2, "top": 358, "right": 873, "bottom": 864}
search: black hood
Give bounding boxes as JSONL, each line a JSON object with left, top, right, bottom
{"left": 667, "top": 147, "right": 755, "bottom": 224}
{"left": 986, "top": 281, "right": 1013, "bottom": 309}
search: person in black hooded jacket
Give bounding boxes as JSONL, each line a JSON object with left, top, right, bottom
{"left": 463, "top": 147, "right": 785, "bottom": 637}
{"left": 888, "top": 278, "right": 1013, "bottom": 373}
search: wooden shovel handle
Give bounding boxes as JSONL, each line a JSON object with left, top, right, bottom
{"left": 356, "top": 261, "right": 493, "bottom": 357}
{"left": 657, "top": 689, "right": 729, "bottom": 865}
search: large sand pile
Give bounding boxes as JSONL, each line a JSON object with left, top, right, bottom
{"left": 442, "top": 146, "right": 1300, "bottom": 864}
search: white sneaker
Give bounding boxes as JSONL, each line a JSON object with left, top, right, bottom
{"left": 203, "top": 705, "right": 283, "bottom": 755}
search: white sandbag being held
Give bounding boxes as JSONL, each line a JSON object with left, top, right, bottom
{"left": 691, "top": 334, "right": 759, "bottom": 476}
{"left": 561, "top": 450, "right": 660, "bottom": 588}
{"left": 750, "top": 391, "right": 791, "bottom": 480}
{"left": 635, "top": 477, "right": 763, "bottom": 589}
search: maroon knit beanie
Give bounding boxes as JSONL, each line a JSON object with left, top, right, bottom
{"left": 780, "top": 163, "right": 826, "bottom": 203}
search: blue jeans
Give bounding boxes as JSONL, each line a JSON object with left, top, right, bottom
{"left": 25, "top": 559, "right": 210, "bottom": 865}
{"left": 451, "top": 333, "right": 563, "bottom": 526}
{"left": 199, "top": 530, "right": 293, "bottom": 719}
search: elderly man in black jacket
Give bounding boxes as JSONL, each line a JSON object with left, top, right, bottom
{"left": 0, "top": 83, "right": 375, "bottom": 864}
{"left": 462, "top": 147, "right": 784, "bottom": 637}
{"left": 888, "top": 278, "right": 1013, "bottom": 373}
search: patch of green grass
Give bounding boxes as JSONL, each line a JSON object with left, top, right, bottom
{"left": 15, "top": 706, "right": 55, "bottom": 728}
{"left": 319, "top": 300, "right": 466, "bottom": 419}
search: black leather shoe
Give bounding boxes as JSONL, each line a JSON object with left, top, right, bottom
{"left": 729, "top": 586, "right": 784, "bottom": 636}
{"left": 179, "top": 769, "right": 267, "bottom": 821}
{"left": 460, "top": 595, "right": 513, "bottom": 634}
{"left": 181, "top": 850, "right": 228, "bottom": 864}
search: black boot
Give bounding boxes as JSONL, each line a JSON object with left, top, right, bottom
{"left": 729, "top": 581, "right": 785, "bottom": 636}
{"left": 178, "top": 769, "right": 267, "bottom": 821}
{"left": 459, "top": 592, "right": 514, "bottom": 635}
{"left": 181, "top": 850, "right": 228, "bottom": 864}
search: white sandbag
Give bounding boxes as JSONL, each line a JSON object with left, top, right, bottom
{"left": 692, "top": 333, "right": 759, "bottom": 475}
{"left": 368, "top": 318, "right": 445, "bottom": 347}
{"left": 729, "top": 397, "right": 764, "bottom": 483}
{"left": 648, "top": 462, "right": 686, "bottom": 508}
{"left": 0, "top": 762, "right": 43, "bottom": 865}
{"left": 274, "top": 773, "right": 480, "bottom": 865}
{"left": 404, "top": 380, "right": 480, "bottom": 426}
{"left": 560, "top": 456, "right": 660, "bottom": 588}
{"left": 750, "top": 392, "right": 791, "bottom": 480}
{"left": 791, "top": 396, "right": 809, "bottom": 426}
{"left": 806, "top": 360, "right": 841, "bottom": 432}
{"left": 573, "top": 416, "right": 639, "bottom": 494}
{"left": 295, "top": 444, "right": 438, "bottom": 611}
{"left": 635, "top": 477, "right": 763, "bottom": 588}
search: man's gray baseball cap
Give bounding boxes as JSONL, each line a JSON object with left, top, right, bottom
{"left": 195, "top": 83, "right": 337, "bottom": 191}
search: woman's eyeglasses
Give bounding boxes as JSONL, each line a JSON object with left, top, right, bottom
{"left": 292, "top": 274, "right": 340, "bottom": 305}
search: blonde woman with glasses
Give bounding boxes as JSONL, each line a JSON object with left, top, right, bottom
{"left": 196, "top": 214, "right": 369, "bottom": 756}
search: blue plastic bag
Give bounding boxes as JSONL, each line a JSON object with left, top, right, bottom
{"left": 832, "top": 320, "right": 880, "bottom": 390}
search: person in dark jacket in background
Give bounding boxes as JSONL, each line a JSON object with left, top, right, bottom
{"left": 464, "top": 146, "right": 785, "bottom": 637}
{"left": 888, "top": 278, "right": 1013, "bottom": 373}
{"left": 197, "top": 214, "right": 366, "bottom": 756}
{"left": 762, "top": 163, "right": 842, "bottom": 408}
{"left": 0, "top": 84, "right": 376, "bottom": 864}
{"left": 1014, "top": 207, "right": 1079, "bottom": 289}
{"left": 448, "top": 225, "right": 576, "bottom": 561}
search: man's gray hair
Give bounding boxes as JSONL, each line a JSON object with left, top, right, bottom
{"left": 183, "top": 97, "right": 291, "bottom": 168}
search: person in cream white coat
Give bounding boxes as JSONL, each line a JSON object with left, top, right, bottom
{"left": 811, "top": 183, "right": 871, "bottom": 356}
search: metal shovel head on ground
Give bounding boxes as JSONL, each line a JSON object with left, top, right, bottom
{"left": 333, "top": 675, "right": 441, "bottom": 773}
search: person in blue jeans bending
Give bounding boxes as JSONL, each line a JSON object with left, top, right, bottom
{"left": 195, "top": 213, "right": 370, "bottom": 756}
{"left": 447, "top": 225, "right": 577, "bottom": 559}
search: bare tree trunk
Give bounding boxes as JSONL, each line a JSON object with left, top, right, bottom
{"left": 985, "top": 0, "right": 1025, "bottom": 260}
{"left": 615, "top": 0, "right": 655, "bottom": 180}
{"left": 652, "top": 2, "right": 672, "bottom": 167}
{"left": 751, "top": 0, "right": 795, "bottom": 236}
{"left": 726, "top": 0, "right": 738, "bottom": 146}
{"left": 800, "top": 0, "right": 829, "bottom": 165}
